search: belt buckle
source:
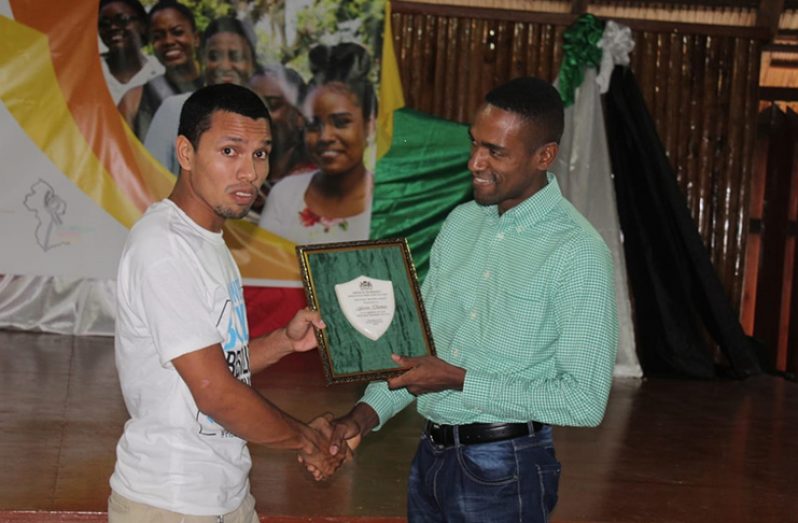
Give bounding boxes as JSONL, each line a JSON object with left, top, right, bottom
{"left": 428, "top": 422, "right": 443, "bottom": 446}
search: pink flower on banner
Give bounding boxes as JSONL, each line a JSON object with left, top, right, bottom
{"left": 298, "top": 207, "right": 349, "bottom": 233}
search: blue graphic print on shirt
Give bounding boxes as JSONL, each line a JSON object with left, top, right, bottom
{"left": 198, "top": 277, "right": 252, "bottom": 437}
{"left": 223, "top": 278, "right": 251, "bottom": 386}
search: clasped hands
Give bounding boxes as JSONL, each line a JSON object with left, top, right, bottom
{"left": 297, "top": 412, "right": 361, "bottom": 481}
{"left": 298, "top": 354, "right": 466, "bottom": 480}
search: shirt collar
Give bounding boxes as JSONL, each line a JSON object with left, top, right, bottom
{"left": 480, "top": 172, "right": 562, "bottom": 228}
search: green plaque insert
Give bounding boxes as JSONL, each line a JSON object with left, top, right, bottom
{"left": 297, "top": 239, "right": 436, "bottom": 384}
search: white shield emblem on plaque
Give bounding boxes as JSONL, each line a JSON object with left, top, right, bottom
{"left": 334, "top": 276, "right": 395, "bottom": 341}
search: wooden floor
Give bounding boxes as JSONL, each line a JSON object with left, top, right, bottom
{"left": 1, "top": 329, "right": 797, "bottom": 523}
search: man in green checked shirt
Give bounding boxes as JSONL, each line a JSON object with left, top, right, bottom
{"left": 317, "top": 76, "right": 619, "bottom": 522}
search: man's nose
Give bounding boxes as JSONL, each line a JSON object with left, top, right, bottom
{"left": 238, "top": 158, "right": 257, "bottom": 182}
{"left": 468, "top": 148, "right": 487, "bottom": 172}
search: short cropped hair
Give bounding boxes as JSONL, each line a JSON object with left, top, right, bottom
{"left": 148, "top": 0, "right": 196, "bottom": 32}
{"left": 485, "top": 76, "right": 564, "bottom": 145}
{"left": 178, "top": 84, "right": 271, "bottom": 148}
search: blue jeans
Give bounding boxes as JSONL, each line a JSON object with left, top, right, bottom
{"left": 407, "top": 424, "right": 560, "bottom": 523}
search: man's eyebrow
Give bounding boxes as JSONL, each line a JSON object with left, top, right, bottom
{"left": 468, "top": 131, "right": 506, "bottom": 152}
{"left": 217, "top": 136, "right": 272, "bottom": 146}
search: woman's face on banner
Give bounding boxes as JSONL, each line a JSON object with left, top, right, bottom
{"left": 150, "top": 8, "right": 199, "bottom": 70}
{"left": 98, "top": 1, "right": 144, "bottom": 53}
{"left": 203, "top": 32, "right": 254, "bottom": 86}
{"left": 304, "top": 84, "right": 367, "bottom": 177}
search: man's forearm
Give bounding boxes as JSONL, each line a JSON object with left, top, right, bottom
{"left": 248, "top": 328, "right": 294, "bottom": 373}
{"left": 173, "top": 342, "right": 340, "bottom": 478}
{"left": 198, "top": 375, "right": 314, "bottom": 450}
{"left": 347, "top": 402, "right": 381, "bottom": 438}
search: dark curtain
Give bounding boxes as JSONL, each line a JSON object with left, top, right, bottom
{"left": 604, "top": 67, "right": 761, "bottom": 379}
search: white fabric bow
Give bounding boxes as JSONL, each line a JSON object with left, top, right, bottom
{"left": 596, "top": 21, "right": 635, "bottom": 93}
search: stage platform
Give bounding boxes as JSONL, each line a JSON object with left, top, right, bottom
{"left": 1, "top": 330, "right": 796, "bottom": 523}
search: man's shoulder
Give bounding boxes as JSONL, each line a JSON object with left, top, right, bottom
{"left": 432, "top": 201, "right": 487, "bottom": 242}
{"left": 446, "top": 199, "right": 483, "bottom": 223}
{"left": 544, "top": 200, "right": 612, "bottom": 270}
{"left": 126, "top": 201, "right": 203, "bottom": 260}
{"left": 126, "top": 202, "right": 174, "bottom": 250}
{"left": 557, "top": 199, "right": 609, "bottom": 249}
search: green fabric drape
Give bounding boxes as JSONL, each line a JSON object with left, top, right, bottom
{"left": 558, "top": 14, "right": 604, "bottom": 107}
{"left": 371, "top": 108, "right": 472, "bottom": 280}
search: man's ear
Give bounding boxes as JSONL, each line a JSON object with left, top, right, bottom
{"left": 175, "top": 135, "right": 194, "bottom": 173}
{"left": 534, "top": 142, "right": 559, "bottom": 171}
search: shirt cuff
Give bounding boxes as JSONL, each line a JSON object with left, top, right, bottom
{"left": 360, "top": 382, "right": 413, "bottom": 431}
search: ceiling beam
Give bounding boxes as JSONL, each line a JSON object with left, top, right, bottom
{"left": 757, "top": 0, "right": 786, "bottom": 39}
{"left": 571, "top": 0, "right": 589, "bottom": 14}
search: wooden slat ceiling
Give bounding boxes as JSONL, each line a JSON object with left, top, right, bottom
{"left": 408, "top": 1, "right": 798, "bottom": 30}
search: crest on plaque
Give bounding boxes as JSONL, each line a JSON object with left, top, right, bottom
{"left": 334, "top": 275, "right": 395, "bottom": 341}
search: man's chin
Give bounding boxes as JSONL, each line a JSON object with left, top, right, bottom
{"left": 472, "top": 188, "right": 496, "bottom": 207}
{"left": 216, "top": 206, "right": 251, "bottom": 221}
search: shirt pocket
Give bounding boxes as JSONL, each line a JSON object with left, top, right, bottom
{"left": 488, "top": 284, "right": 556, "bottom": 360}
{"left": 429, "top": 265, "right": 478, "bottom": 315}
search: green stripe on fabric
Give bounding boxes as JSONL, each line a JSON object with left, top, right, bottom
{"left": 371, "top": 108, "right": 472, "bottom": 280}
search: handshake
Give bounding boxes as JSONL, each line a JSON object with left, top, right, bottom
{"left": 295, "top": 403, "right": 378, "bottom": 481}
{"left": 290, "top": 353, "right": 466, "bottom": 481}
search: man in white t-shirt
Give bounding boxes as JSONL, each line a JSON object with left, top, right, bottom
{"left": 109, "top": 83, "right": 344, "bottom": 522}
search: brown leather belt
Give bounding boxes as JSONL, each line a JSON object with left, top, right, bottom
{"left": 425, "top": 421, "right": 545, "bottom": 447}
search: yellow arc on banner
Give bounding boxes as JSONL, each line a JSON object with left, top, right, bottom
{"left": 0, "top": 11, "right": 300, "bottom": 283}
{"left": 0, "top": 17, "right": 142, "bottom": 229}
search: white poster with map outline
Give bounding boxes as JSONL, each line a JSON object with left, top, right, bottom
{"left": 0, "top": 103, "right": 128, "bottom": 279}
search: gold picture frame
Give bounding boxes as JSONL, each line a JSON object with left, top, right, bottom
{"left": 296, "top": 238, "right": 436, "bottom": 384}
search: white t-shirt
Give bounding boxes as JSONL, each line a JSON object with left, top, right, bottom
{"left": 259, "top": 170, "right": 372, "bottom": 244}
{"left": 101, "top": 54, "right": 165, "bottom": 105}
{"left": 110, "top": 199, "right": 252, "bottom": 515}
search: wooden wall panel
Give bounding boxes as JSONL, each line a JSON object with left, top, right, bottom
{"left": 750, "top": 107, "right": 798, "bottom": 372}
{"left": 392, "top": 12, "right": 566, "bottom": 119}
{"left": 390, "top": 3, "right": 762, "bottom": 311}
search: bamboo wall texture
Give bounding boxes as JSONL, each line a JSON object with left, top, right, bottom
{"left": 391, "top": 2, "right": 762, "bottom": 310}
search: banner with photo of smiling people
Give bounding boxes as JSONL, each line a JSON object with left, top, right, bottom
{"left": 114, "top": 0, "right": 384, "bottom": 243}
{"left": 0, "top": 0, "right": 385, "bottom": 335}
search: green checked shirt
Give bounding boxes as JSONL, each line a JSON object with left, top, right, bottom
{"left": 361, "top": 173, "right": 618, "bottom": 428}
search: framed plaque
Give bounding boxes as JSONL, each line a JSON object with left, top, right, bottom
{"left": 296, "top": 238, "right": 436, "bottom": 384}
